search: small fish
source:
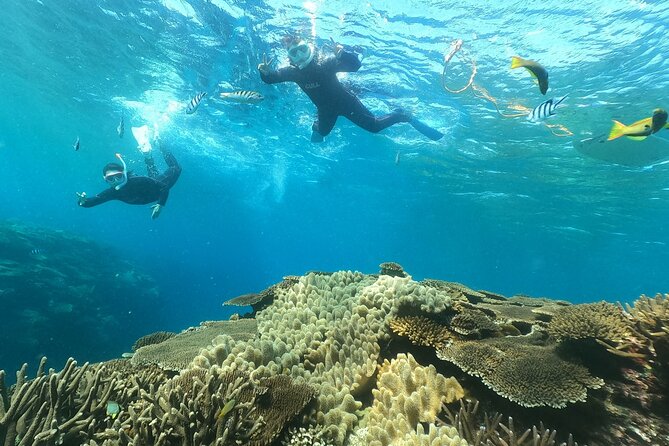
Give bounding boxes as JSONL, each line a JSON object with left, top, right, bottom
{"left": 511, "top": 56, "right": 549, "bottom": 95}
{"left": 121, "top": 352, "right": 134, "bottom": 358}
{"left": 217, "top": 399, "right": 236, "bottom": 421}
{"left": 527, "top": 95, "right": 567, "bottom": 122}
{"left": 395, "top": 150, "right": 400, "bottom": 165}
{"left": 106, "top": 401, "right": 120, "bottom": 419}
{"left": 608, "top": 108, "right": 669, "bottom": 141}
{"left": 219, "top": 90, "right": 264, "bottom": 104}
{"left": 73, "top": 137, "right": 80, "bottom": 151}
{"left": 186, "top": 92, "right": 207, "bottom": 114}
{"left": 117, "top": 114, "right": 124, "bottom": 138}
{"left": 30, "top": 248, "right": 45, "bottom": 255}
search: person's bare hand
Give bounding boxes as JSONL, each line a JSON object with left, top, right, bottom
{"left": 257, "top": 53, "right": 274, "bottom": 75}
{"left": 330, "top": 37, "right": 344, "bottom": 58}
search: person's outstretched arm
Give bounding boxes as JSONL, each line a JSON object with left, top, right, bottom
{"left": 258, "top": 53, "right": 299, "bottom": 84}
{"left": 322, "top": 48, "right": 362, "bottom": 74}
{"left": 77, "top": 188, "right": 115, "bottom": 208}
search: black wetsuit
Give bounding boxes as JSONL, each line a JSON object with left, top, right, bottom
{"left": 80, "top": 146, "right": 181, "bottom": 208}
{"left": 260, "top": 50, "right": 409, "bottom": 137}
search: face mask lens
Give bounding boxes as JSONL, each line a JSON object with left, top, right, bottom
{"left": 289, "top": 44, "right": 308, "bottom": 58}
{"left": 105, "top": 172, "right": 124, "bottom": 183}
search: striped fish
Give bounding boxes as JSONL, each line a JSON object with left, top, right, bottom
{"left": 185, "top": 92, "right": 207, "bottom": 114}
{"left": 219, "top": 90, "right": 264, "bottom": 104}
{"left": 527, "top": 95, "right": 567, "bottom": 123}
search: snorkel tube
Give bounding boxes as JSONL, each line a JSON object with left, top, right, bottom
{"left": 114, "top": 153, "right": 128, "bottom": 190}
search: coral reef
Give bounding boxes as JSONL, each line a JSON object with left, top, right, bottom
{"left": 131, "top": 319, "right": 257, "bottom": 370}
{"left": 4, "top": 266, "right": 669, "bottom": 446}
{"left": 378, "top": 261, "right": 407, "bottom": 278}
{"left": 440, "top": 400, "right": 583, "bottom": 446}
{"left": 362, "top": 352, "right": 466, "bottom": 446}
{"left": 547, "top": 301, "right": 632, "bottom": 343}
{"left": 131, "top": 331, "right": 177, "bottom": 351}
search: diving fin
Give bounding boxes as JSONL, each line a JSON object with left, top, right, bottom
{"left": 409, "top": 118, "right": 444, "bottom": 141}
{"left": 131, "top": 125, "right": 153, "bottom": 154}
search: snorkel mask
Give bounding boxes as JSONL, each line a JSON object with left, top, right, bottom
{"left": 103, "top": 153, "right": 128, "bottom": 190}
{"left": 288, "top": 40, "right": 314, "bottom": 69}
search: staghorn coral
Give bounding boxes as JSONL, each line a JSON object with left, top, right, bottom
{"left": 627, "top": 293, "right": 669, "bottom": 340}
{"left": 437, "top": 338, "right": 604, "bottom": 408}
{"left": 131, "top": 331, "right": 177, "bottom": 351}
{"left": 362, "top": 353, "right": 466, "bottom": 446}
{"left": 0, "top": 357, "right": 118, "bottom": 446}
{"left": 132, "top": 319, "right": 257, "bottom": 370}
{"left": 440, "top": 399, "right": 585, "bottom": 446}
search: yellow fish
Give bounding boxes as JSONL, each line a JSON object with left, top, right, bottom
{"left": 607, "top": 108, "right": 669, "bottom": 141}
{"left": 511, "top": 56, "right": 549, "bottom": 95}
{"left": 217, "top": 399, "right": 236, "bottom": 421}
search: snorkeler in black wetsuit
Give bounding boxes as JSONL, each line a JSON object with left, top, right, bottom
{"left": 258, "top": 36, "right": 443, "bottom": 142}
{"left": 77, "top": 138, "right": 181, "bottom": 220}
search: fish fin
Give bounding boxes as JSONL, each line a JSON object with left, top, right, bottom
{"left": 510, "top": 56, "right": 525, "bottom": 69}
{"left": 626, "top": 135, "right": 648, "bottom": 141}
{"left": 554, "top": 95, "right": 568, "bottom": 107}
{"left": 607, "top": 120, "right": 627, "bottom": 141}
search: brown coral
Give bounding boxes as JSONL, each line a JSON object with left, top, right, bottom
{"left": 449, "top": 310, "right": 499, "bottom": 337}
{"left": 132, "top": 331, "right": 177, "bottom": 351}
{"left": 389, "top": 316, "right": 454, "bottom": 348}
{"left": 437, "top": 338, "right": 604, "bottom": 408}
{"left": 378, "top": 262, "right": 407, "bottom": 278}
{"left": 547, "top": 301, "right": 632, "bottom": 343}
{"left": 627, "top": 293, "right": 669, "bottom": 339}
{"left": 131, "top": 320, "right": 257, "bottom": 370}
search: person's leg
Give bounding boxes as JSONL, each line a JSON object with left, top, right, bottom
{"left": 312, "top": 111, "right": 338, "bottom": 142}
{"left": 156, "top": 141, "right": 182, "bottom": 188}
{"left": 144, "top": 154, "right": 159, "bottom": 178}
{"left": 343, "top": 96, "right": 411, "bottom": 133}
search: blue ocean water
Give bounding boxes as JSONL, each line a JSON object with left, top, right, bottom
{"left": 1, "top": 0, "right": 669, "bottom": 373}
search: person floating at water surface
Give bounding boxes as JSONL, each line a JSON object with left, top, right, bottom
{"left": 258, "top": 35, "right": 443, "bottom": 142}
{"left": 76, "top": 126, "right": 182, "bottom": 220}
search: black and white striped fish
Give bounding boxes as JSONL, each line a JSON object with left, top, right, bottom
{"left": 527, "top": 95, "right": 567, "bottom": 122}
{"left": 185, "top": 92, "right": 207, "bottom": 114}
{"left": 219, "top": 90, "right": 264, "bottom": 104}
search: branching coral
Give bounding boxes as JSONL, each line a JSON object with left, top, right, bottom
{"left": 440, "top": 399, "right": 585, "bottom": 446}
{"left": 0, "top": 357, "right": 117, "bottom": 446}
{"left": 547, "top": 301, "right": 648, "bottom": 359}
{"left": 548, "top": 302, "right": 632, "bottom": 342}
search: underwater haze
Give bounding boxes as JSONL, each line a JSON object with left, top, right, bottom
{"left": 1, "top": 0, "right": 669, "bottom": 372}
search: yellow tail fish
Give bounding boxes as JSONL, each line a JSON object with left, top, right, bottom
{"left": 511, "top": 56, "right": 549, "bottom": 95}
{"left": 607, "top": 108, "right": 669, "bottom": 141}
